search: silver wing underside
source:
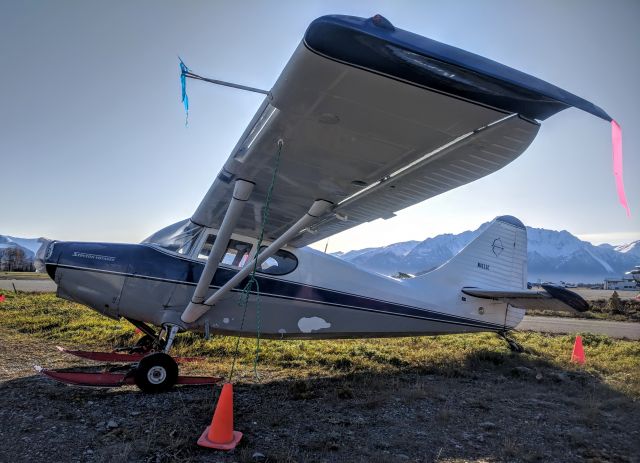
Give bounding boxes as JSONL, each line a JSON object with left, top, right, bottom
{"left": 192, "top": 43, "right": 539, "bottom": 246}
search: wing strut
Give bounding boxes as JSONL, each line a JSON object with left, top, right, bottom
{"left": 181, "top": 199, "right": 333, "bottom": 324}
{"left": 182, "top": 179, "right": 254, "bottom": 322}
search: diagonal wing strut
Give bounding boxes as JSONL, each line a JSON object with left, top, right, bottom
{"left": 181, "top": 198, "right": 333, "bottom": 324}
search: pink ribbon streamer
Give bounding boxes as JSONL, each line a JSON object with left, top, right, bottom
{"left": 611, "top": 120, "right": 630, "bottom": 217}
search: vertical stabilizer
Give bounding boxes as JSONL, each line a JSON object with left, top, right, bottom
{"left": 417, "top": 216, "right": 528, "bottom": 290}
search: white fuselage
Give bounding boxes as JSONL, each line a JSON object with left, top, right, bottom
{"left": 45, "top": 217, "right": 527, "bottom": 339}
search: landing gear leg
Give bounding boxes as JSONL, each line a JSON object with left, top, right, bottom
{"left": 133, "top": 324, "right": 181, "bottom": 393}
{"left": 116, "top": 319, "right": 161, "bottom": 353}
{"left": 163, "top": 324, "right": 180, "bottom": 353}
{"left": 126, "top": 318, "right": 157, "bottom": 338}
{"left": 498, "top": 331, "right": 525, "bottom": 353}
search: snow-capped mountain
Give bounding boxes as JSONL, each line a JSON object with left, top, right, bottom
{"left": 615, "top": 240, "right": 640, "bottom": 257}
{"left": 340, "top": 241, "right": 420, "bottom": 275}
{"left": 333, "top": 224, "right": 640, "bottom": 283}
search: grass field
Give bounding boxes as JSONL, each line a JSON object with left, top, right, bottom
{"left": 1, "top": 291, "right": 638, "bottom": 398}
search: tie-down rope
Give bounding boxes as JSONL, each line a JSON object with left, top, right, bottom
{"left": 228, "top": 139, "right": 283, "bottom": 382}
{"left": 179, "top": 58, "right": 280, "bottom": 381}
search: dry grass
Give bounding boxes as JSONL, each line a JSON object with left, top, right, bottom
{"left": 1, "top": 291, "right": 639, "bottom": 399}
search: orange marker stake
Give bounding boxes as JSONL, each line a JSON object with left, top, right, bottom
{"left": 571, "top": 335, "right": 585, "bottom": 365}
{"left": 197, "top": 383, "right": 243, "bottom": 450}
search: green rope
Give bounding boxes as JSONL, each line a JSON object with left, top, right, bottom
{"left": 228, "top": 140, "right": 283, "bottom": 382}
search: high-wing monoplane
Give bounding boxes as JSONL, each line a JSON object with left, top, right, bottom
{"left": 38, "top": 14, "right": 616, "bottom": 391}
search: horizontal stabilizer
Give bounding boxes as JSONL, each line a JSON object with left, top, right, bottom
{"left": 462, "top": 285, "right": 589, "bottom": 313}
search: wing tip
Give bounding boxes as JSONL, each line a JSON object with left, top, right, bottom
{"left": 541, "top": 284, "right": 590, "bottom": 312}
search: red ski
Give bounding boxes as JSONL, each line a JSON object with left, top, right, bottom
{"left": 36, "top": 346, "right": 220, "bottom": 391}
{"left": 56, "top": 346, "right": 204, "bottom": 363}
{"left": 35, "top": 366, "right": 221, "bottom": 388}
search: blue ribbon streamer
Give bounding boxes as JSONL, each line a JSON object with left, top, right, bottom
{"left": 179, "top": 57, "right": 189, "bottom": 126}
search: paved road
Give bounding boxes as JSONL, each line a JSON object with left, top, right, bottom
{"left": 519, "top": 315, "right": 639, "bottom": 340}
{"left": 0, "top": 279, "right": 57, "bottom": 292}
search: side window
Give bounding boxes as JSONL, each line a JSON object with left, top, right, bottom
{"left": 198, "top": 234, "right": 216, "bottom": 259}
{"left": 198, "top": 234, "right": 252, "bottom": 268}
{"left": 222, "top": 240, "right": 252, "bottom": 267}
{"left": 256, "top": 247, "right": 298, "bottom": 275}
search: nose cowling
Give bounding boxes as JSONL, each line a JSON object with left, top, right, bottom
{"left": 40, "top": 241, "right": 130, "bottom": 319}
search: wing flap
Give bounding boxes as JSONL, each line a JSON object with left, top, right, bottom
{"left": 291, "top": 114, "right": 538, "bottom": 246}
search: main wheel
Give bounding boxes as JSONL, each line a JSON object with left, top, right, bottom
{"left": 134, "top": 352, "right": 178, "bottom": 393}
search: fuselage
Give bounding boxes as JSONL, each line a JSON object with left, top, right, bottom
{"left": 43, "top": 220, "right": 521, "bottom": 340}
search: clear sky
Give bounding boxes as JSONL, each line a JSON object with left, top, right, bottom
{"left": 2, "top": 1, "right": 638, "bottom": 252}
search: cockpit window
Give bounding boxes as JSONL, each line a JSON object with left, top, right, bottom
{"left": 141, "top": 219, "right": 204, "bottom": 256}
{"left": 256, "top": 247, "right": 298, "bottom": 275}
{"left": 198, "top": 234, "right": 253, "bottom": 268}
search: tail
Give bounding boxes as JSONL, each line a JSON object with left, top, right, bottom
{"left": 411, "top": 216, "right": 588, "bottom": 330}
{"left": 417, "top": 215, "right": 528, "bottom": 290}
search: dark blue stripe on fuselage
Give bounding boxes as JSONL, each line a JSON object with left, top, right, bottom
{"left": 48, "top": 241, "right": 503, "bottom": 330}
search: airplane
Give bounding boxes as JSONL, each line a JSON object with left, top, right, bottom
{"left": 37, "top": 14, "right": 615, "bottom": 392}
{"left": 626, "top": 266, "right": 640, "bottom": 285}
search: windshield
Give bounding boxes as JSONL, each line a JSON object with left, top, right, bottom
{"left": 141, "top": 219, "right": 204, "bottom": 256}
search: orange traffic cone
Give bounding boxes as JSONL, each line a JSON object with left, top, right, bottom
{"left": 197, "top": 383, "right": 243, "bottom": 450}
{"left": 571, "top": 335, "right": 585, "bottom": 364}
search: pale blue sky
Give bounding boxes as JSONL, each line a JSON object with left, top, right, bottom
{"left": 1, "top": 1, "right": 638, "bottom": 252}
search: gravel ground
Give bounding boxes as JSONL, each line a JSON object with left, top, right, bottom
{"left": 0, "top": 329, "right": 638, "bottom": 463}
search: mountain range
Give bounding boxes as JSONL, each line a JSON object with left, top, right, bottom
{"left": 2, "top": 229, "right": 639, "bottom": 283}
{"left": 332, "top": 224, "right": 639, "bottom": 283}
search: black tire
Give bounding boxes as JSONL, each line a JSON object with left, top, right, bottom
{"left": 134, "top": 352, "right": 178, "bottom": 393}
